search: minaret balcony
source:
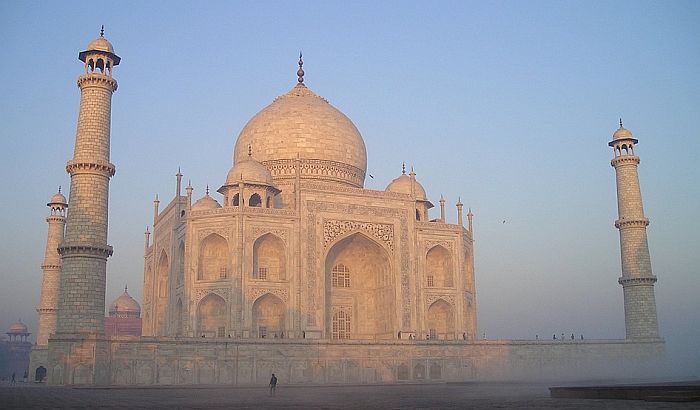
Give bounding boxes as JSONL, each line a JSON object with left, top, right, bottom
{"left": 611, "top": 155, "right": 640, "bottom": 167}
{"left": 615, "top": 218, "right": 649, "bottom": 229}
{"left": 618, "top": 276, "right": 658, "bottom": 286}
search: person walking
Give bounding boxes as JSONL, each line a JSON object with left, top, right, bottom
{"left": 269, "top": 373, "right": 278, "bottom": 396}
{"left": 11, "top": 372, "right": 16, "bottom": 385}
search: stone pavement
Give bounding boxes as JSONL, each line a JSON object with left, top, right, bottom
{"left": 1, "top": 381, "right": 698, "bottom": 409}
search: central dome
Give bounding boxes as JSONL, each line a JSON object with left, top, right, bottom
{"left": 233, "top": 83, "right": 367, "bottom": 188}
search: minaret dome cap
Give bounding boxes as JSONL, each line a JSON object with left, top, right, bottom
{"left": 79, "top": 28, "right": 121, "bottom": 65}
{"left": 48, "top": 191, "right": 67, "bottom": 206}
{"left": 609, "top": 122, "right": 638, "bottom": 146}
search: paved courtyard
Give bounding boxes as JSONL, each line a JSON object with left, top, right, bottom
{"left": 1, "top": 382, "right": 698, "bottom": 409}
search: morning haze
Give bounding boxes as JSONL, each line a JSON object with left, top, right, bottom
{"left": 0, "top": 0, "right": 698, "bottom": 385}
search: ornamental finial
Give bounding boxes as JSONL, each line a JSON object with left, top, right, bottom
{"left": 402, "top": 162, "right": 406, "bottom": 175}
{"left": 206, "top": 185, "right": 210, "bottom": 195}
{"left": 297, "top": 51, "right": 305, "bottom": 84}
{"left": 58, "top": 185, "right": 61, "bottom": 194}
{"left": 619, "top": 118, "right": 623, "bottom": 128}
{"left": 100, "top": 25, "right": 104, "bottom": 37}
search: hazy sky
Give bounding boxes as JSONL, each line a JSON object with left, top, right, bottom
{"left": 1, "top": 1, "right": 698, "bottom": 375}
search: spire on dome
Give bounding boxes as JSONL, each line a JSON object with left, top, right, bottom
{"left": 619, "top": 118, "right": 623, "bottom": 128}
{"left": 58, "top": 185, "right": 62, "bottom": 193}
{"left": 297, "top": 51, "right": 305, "bottom": 84}
{"left": 206, "top": 185, "right": 210, "bottom": 195}
{"left": 402, "top": 162, "right": 406, "bottom": 175}
{"left": 124, "top": 284, "right": 128, "bottom": 292}
{"left": 100, "top": 25, "right": 104, "bottom": 37}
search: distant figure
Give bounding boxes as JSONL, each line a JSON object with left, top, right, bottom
{"left": 581, "top": 334, "right": 584, "bottom": 340}
{"left": 535, "top": 334, "right": 539, "bottom": 340}
{"left": 23, "top": 371, "right": 27, "bottom": 383}
{"left": 553, "top": 334, "right": 557, "bottom": 340}
{"left": 201, "top": 334, "right": 205, "bottom": 338}
{"left": 571, "top": 333, "right": 574, "bottom": 340}
{"left": 561, "top": 333, "right": 565, "bottom": 341}
{"left": 11, "top": 372, "right": 16, "bottom": 385}
{"left": 269, "top": 373, "right": 278, "bottom": 396}
{"left": 463, "top": 332, "right": 467, "bottom": 340}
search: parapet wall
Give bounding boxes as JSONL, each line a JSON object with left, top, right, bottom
{"left": 44, "top": 335, "right": 665, "bottom": 386}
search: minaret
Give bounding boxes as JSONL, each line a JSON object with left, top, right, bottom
{"left": 55, "top": 28, "right": 119, "bottom": 334}
{"left": 439, "top": 195, "right": 446, "bottom": 222}
{"left": 609, "top": 120, "right": 660, "bottom": 339}
{"left": 36, "top": 188, "right": 68, "bottom": 345}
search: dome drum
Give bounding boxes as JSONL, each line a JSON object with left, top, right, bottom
{"left": 263, "top": 158, "right": 365, "bottom": 187}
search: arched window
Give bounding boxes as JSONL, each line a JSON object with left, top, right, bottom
{"left": 232, "top": 194, "right": 240, "bottom": 206}
{"left": 332, "top": 310, "right": 351, "bottom": 339}
{"left": 332, "top": 264, "right": 350, "bottom": 288}
{"left": 198, "top": 234, "right": 228, "bottom": 281}
{"left": 426, "top": 245, "right": 453, "bottom": 287}
{"left": 253, "top": 234, "right": 286, "bottom": 280}
{"left": 249, "top": 193, "right": 262, "bottom": 207}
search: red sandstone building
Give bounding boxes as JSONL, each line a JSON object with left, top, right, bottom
{"left": 104, "top": 287, "right": 142, "bottom": 337}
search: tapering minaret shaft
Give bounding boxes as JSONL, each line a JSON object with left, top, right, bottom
{"left": 609, "top": 122, "right": 659, "bottom": 339}
{"left": 56, "top": 32, "right": 119, "bottom": 334}
{"left": 36, "top": 191, "right": 68, "bottom": 345}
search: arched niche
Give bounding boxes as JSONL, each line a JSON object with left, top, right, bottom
{"left": 427, "top": 299, "right": 454, "bottom": 340}
{"left": 156, "top": 250, "right": 169, "bottom": 335}
{"left": 249, "top": 193, "right": 262, "bottom": 207}
{"left": 252, "top": 233, "right": 286, "bottom": 280}
{"left": 325, "top": 232, "right": 394, "bottom": 339}
{"left": 198, "top": 234, "right": 228, "bottom": 281}
{"left": 177, "top": 241, "right": 185, "bottom": 286}
{"left": 197, "top": 293, "right": 227, "bottom": 338}
{"left": 175, "top": 298, "right": 183, "bottom": 336}
{"left": 252, "top": 293, "right": 285, "bottom": 338}
{"left": 426, "top": 245, "right": 454, "bottom": 287}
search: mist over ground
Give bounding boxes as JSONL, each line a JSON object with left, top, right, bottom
{"left": 1, "top": 1, "right": 698, "bottom": 378}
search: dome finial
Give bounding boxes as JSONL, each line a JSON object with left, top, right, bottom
{"left": 58, "top": 185, "right": 61, "bottom": 194}
{"left": 297, "top": 51, "right": 305, "bottom": 84}
{"left": 619, "top": 118, "right": 623, "bottom": 128}
{"left": 206, "top": 185, "right": 210, "bottom": 195}
{"left": 124, "top": 284, "right": 128, "bottom": 293}
{"left": 402, "top": 162, "right": 406, "bottom": 175}
{"left": 100, "top": 25, "right": 104, "bottom": 37}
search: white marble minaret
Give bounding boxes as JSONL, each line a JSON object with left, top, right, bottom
{"left": 36, "top": 189, "right": 68, "bottom": 345}
{"left": 609, "top": 120, "right": 660, "bottom": 339}
{"left": 55, "top": 28, "right": 119, "bottom": 334}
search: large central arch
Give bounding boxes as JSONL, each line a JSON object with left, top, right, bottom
{"left": 324, "top": 232, "right": 394, "bottom": 339}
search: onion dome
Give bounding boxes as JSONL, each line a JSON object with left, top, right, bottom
{"left": 191, "top": 188, "right": 222, "bottom": 211}
{"left": 79, "top": 26, "right": 121, "bottom": 65}
{"left": 8, "top": 321, "right": 28, "bottom": 334}
{"left": 87, "top": 35, "right": 114, "bottom": 54}
{"left": 232, "top": 57, "right": 367, "bottom": 188}
{"left": 609, "top": 119, "right": 638, "bottom": 146}
{"left": 613, "top": 127, "right": 634, "bottom": 140}
{"left": 109, "top": 286, "right": 141, "bottom": 318}
{"left": 386, "top": 165, "right": 428, "bottom": 201}
{"left": 48, "top": 187, "right": 67, "bottom": 207}
{"left": 225, "top": 153, "right": 276, "bottom": 187}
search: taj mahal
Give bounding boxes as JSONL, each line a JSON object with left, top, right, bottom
{"left": 29, "top": 31, "right": 665, "bottom": 386}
